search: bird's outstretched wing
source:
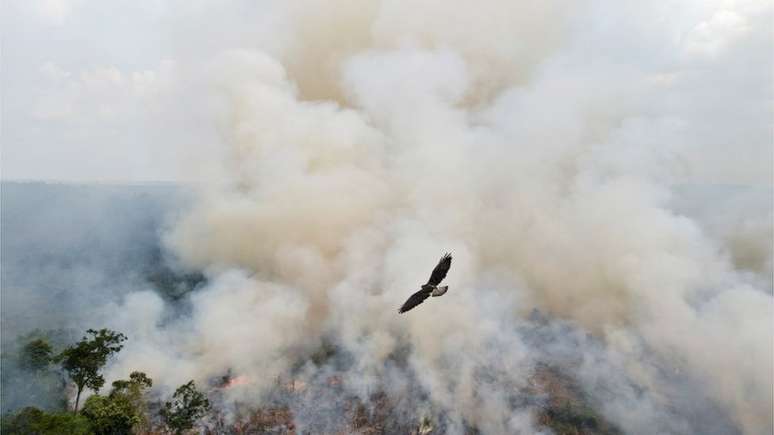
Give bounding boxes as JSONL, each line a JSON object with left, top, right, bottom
{"left": 398, "top": 287, "right": 433, "bottom": 313}
{"left": 426, "top": 252, "right": 452, "bottom": 286}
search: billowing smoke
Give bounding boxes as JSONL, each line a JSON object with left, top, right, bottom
{"left": 7, "top": 1, "right": 770, "bottom": 433}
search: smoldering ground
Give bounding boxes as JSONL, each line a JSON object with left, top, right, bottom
{"left": 2, "top": 0, "right": 772, "bottom": 434}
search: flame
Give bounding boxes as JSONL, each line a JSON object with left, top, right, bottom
{"left": 224, "top": 375, "right": 251, "bottom": 388}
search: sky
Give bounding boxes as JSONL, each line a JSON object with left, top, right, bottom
{"left": 1, "top": 1, "right": 213, "bottom": 181}
{"left": 1, "top": 0, "right": 772, "bottom": 184}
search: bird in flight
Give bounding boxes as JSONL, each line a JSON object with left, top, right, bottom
{"left": 398, "top": 253, "right": 452, "bottom": 313}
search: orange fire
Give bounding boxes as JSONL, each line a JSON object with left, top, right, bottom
{"left": 224, "top": 375, "right": 251, "bottom": 388}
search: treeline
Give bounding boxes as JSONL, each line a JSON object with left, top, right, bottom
{"left": 1, "top": 329, "right": 209, "bottom": 435}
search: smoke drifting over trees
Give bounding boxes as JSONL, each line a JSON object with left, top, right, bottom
{"left": 2, "top": 0, "right": 772, "bottom": 433}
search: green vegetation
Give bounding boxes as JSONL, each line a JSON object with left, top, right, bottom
{"left": 160, "top": 380, "right": 210, "bottom": 434}
{"left": 19, "top": 339, "right": 53, "bottom": 372}
{"left": 80, "top": 395, "right": 137, "bottom": 435}
{"left": 80, "top": 371, "right": 153, "bottom": 435}
{"left": 1, "top": 327, "right": 215, "bottom": 435}
{"left": 544, "top": 402, "right": 622, "bottom": 435}
{"left": 1, "top": 331, "right": 72, "bottom": 413}
{"left": 0, "top": 407, "right": 92, "bottom": 435}
{"left": 56, "top": 329, "right": 127, "bottom": 412}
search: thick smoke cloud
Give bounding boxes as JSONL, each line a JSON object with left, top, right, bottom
{"left": 133, "top": 0, "right": 773, "bottom": 433}
{"left": 5, "top": 1, "right": 770, "bottom": 433}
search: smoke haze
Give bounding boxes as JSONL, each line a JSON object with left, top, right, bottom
{"left": 2, "top": 1, "right": 772, "bottom": 434}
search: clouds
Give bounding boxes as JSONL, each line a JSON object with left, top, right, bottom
{"left": 30, "top": 61, "right": 174, "bottom": 122}
{"left": 2, "top": 0, "right": 198, "bottom": 181}
{"left": 3, "top": 0, "right": 770, "bottom": 184}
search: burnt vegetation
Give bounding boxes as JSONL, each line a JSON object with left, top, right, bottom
{"left": 1, "top": 326, "right": 623, "bottom": 435}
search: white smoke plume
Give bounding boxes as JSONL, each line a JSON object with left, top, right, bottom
{"left": 92, "top": 1, "right": 771, "bottom": 433}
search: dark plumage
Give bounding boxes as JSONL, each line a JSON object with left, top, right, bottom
{"left": 426, "top": 252, "right": 452, "bottom": 286}
{"left": 397, "top": 287, "right": 433, "bottom": 314}
{"left": 398, "top": 253, "right": 452, "bottom": 314}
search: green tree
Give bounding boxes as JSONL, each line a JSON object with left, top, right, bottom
{"left": 0, "top": 407, "right": 92, "bottom": 435}
{"left": 2, "top": 331, "right": 70, "bottom": 412}
{"left": 56, "top": 329, "right": 127, "bottom": 412}
{"left": 19, "top": 339, "right": 53, "bottom": 372}
{"left": 80, "top": 395, "right": 134, "bottom": 435}
{"left": 80, "top": 371, "right": 153, "bottom": 435}
{"left": 110, "top": 371, "right": 152, "bottom": 396}
{"left": 160, "top": 381, "right": 210, "bottom": 434}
